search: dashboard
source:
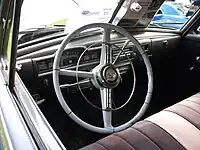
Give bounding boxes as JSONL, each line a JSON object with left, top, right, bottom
{"left": 17, "top": 32, "right": 180, "bottom": 96}
{"left": 33, "top": 44, "right": 144, "bottom": 77}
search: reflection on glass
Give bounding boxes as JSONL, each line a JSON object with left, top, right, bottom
{"left": 149, "top": 0, "right": 200, "bottom": 30}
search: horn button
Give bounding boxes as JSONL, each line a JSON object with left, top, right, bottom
{"left": 102, "top": 66, "right": 118, "bottom": 83}
{"left": 92, "top": 64, "right": 121, "bottom": 89}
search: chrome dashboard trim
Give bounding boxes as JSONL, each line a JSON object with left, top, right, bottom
{"left": 38, "top": 61, "right": 132, "bottom": 77}
{"left": 38, "top": 62, "right": 99, "bottom": 77}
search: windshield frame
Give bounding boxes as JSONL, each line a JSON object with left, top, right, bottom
{"left": 181, "top": 7, "right": 200, "bottom": 35}
{"left": 0, "top": 0, "right": 23, "bottom": 91}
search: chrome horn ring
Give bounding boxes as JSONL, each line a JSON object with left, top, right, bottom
{"left": 75, "top": 41, "right": 136, "bottom": 111}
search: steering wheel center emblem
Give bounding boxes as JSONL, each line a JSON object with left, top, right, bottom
{"left": 102, "top": 66, "right": 119, "bottom": 84}
{"left": 105, "top": 67, "right": 117, "bottom": 82}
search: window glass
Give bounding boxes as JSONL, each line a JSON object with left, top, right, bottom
{"left": 19, "top": 0, "right": 119, "bottom": 32}
{"left": 149, "top": 0, "right": 200, "bottom": 30}
{"left": 19, "top": 0, "right": 200, "bottom": 34}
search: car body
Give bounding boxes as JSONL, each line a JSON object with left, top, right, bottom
{"left": 1, "top": 0, "right": 200, "bottom": 149}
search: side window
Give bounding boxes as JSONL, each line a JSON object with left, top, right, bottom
{"left": 150, "top": 0, "right": 200, "bottom": 30}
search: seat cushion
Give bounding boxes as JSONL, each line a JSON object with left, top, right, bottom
{"left": 80, "top": 93, "right": 200, "bottom": 150}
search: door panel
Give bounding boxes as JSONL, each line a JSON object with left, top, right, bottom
{"left": 0, "top": 71, "right": 36, "bottom": 149}
{"left": 177, "top": 26, "right": 200, "bottom": 96}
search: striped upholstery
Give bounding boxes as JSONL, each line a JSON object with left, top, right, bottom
{"left": 80, "top": 93, "right": 200, "bottom": 150}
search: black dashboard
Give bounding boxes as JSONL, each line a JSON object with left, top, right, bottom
{"left": 17, "top": 31, "right": 180, "bottom": 96}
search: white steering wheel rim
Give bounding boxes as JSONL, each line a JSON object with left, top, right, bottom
{"left": 53, "top": 23, "right": 153, "bottom": 134}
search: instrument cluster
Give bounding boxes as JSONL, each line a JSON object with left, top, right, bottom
{"left": 37, "top": 47, "right": 100, "bottom": 74}
{"left": 36, "top": 43, "right": 147, "bottom": 75}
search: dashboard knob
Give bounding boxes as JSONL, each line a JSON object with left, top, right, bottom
{"left": 43, "top": 79, "right": 49, "bottom": 86}
{"left": 63, "top": 59, "right": 69, "bottom": 65}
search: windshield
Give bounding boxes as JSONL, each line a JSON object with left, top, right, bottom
{"left": 19, "top": 0, "right": 200, "bottom": 33}
{"left": 19, "top": 0, "right": 120, "bottom": 32}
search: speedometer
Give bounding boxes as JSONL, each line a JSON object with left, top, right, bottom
{"left": 61, "top": 51, "right": 80, "bottom": 66}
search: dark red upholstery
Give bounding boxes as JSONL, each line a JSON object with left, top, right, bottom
{"left": 81, "top": 93, "right": 200, "bottom": 150}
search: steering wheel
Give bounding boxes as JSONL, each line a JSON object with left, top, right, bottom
{"left": 53, "top": 23, "right": 153, "bottom": 134}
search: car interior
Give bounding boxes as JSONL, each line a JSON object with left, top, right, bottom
{"left": 14, "top": 0, "right": 200, "bottom": 149}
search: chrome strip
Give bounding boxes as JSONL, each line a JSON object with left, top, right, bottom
{"left": 38, "top": 61, "right": 132, "bottom": 77}
{"left": 38, "top": 61, "right": 99, "bottom": 77}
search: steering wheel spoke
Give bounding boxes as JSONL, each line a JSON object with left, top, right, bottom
{"left": 59, "top": 69, "right": 94, "bottom": 78}
{"left": 100, "top": 88, "right": 113, "bottom": 128}
{"left": 100, "top": 28, "right": 112, "bottom": 65}
{"left": 60, "top": 79, "right": 91, "bottom": 89}
{"left": 113, "top": 39, "right": 130, "bottom": 65}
